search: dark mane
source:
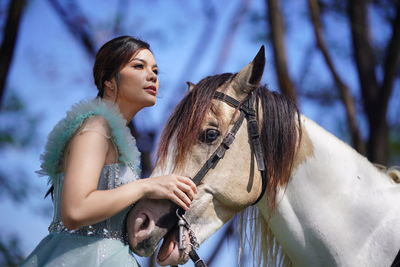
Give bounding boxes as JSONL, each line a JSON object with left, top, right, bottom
{"left": 255, "top": 86, "right": 300, "bottom": 211}
{"left": 157, "top": 73, "right": 300, "bottom": 211}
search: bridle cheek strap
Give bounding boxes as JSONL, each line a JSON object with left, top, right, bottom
{"left": 211, "top": 91, "right": 268, "bottom": 205}
{"left": 173, "top": 91, "right": 268, "bottom": 267}
{"left": 241, "top": 93, "right": 267, "bottom": 205}
{"left": 191, "top": 112, "right": 245, "bottom": 185}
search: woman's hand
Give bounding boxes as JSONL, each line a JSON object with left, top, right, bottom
{"left": 142, "top": 175, "right": 197, "bottom": 210}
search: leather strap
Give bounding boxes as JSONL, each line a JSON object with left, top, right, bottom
{"left": 212, "top": 92, "right": 267, "bottom": 205}
{"left": 189, "top": 250, "right": 207, "bottom": 267}
{"left": 172, "top": 91, "right": 268, "bottom": 267}
{"left": 192, "top": 112, "right": 246, "bottom": 185}
{"left": 242, "top": 94, "right": 267, "bottom": 205}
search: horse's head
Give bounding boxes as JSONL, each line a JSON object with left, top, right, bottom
{"left": 127, "top": 46, "right": 299, "bottom": 265}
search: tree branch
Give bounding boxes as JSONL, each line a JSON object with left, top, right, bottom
{"left": 265, "top": 0, "right": 297, "bottom": 104}
{"left": 0, "top": 0, "right": 26, "bottom": 108}
{"left": 349, "top": 0, "right": 389, "bottom": 163}
{"left": 113, "top": 0, "right": 129, "bottom": 34}
{"left": 212, "top": 0, "right": 252, "bottom": 73}
{"left": 348, "top": 0, "right": 378, "bottom": 112}
{"left": 47, "top": 0, "right": 97, "bottom": 58}
{"left": 308, "top": 0, "right": 364, "bottom": 153}
{"left": 166, "top": 1, "right": 217, "bottom": 112}
{"left": 380, "top": 1, "right": 400, "bottom": 116}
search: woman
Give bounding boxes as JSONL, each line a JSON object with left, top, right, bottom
{"left": 21, "top": 36, "right": 196, "bottom": 266}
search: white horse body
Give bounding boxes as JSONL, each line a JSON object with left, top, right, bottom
{"left": 261, "top": 116, "right": 400, "bottom": 266}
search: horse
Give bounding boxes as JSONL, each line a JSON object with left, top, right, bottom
{"left": 126, "top": 46, "right": 400, "bottom": 266}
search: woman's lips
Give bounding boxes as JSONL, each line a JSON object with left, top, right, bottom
{"left": 144, "top": 86, "right": 157, "bottom": 96}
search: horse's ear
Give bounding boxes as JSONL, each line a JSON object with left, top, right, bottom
{"left": 232, "top": 45, "right": 265, "bottom": 96}
{"left": 186, "top": 81, "right": 195, "bottom": 91}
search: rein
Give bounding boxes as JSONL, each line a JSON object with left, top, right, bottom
{"left": 172, "top": 91, "right": 268, "bottom": 267}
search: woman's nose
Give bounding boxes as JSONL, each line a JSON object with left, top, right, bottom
{"left": 147, "top": 69, "right": 157, "bottom": 82}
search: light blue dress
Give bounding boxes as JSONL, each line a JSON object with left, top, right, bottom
{"left": 21, "top": 99, "right": 141, "bottom": 267}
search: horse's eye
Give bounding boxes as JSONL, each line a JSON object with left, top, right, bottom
{"left": 199, "top": 129, "right": 220, "bottom": 144}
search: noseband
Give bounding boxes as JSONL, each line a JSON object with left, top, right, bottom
{"left": 173, "top": 90, "right": 268, "bottom": 267}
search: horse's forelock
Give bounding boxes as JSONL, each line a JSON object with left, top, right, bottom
{"left": 157, "top": 73, "right": 234, "bottom": 171}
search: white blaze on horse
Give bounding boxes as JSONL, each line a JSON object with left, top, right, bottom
{"left": 127, "top": 47, "right": 400, "bottom": 267}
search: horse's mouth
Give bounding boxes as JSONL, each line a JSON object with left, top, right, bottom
{"left": 157, "top": 228, "right": 190, "bottom": 266}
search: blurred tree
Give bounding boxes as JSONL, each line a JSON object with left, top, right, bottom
{"left": 0, "top": 0, "right": 26, "bottom": 107}
{"left": 308, "top": 0, "right": 364, "bottom": 154}
{"left": 264, "top": 0, "right": 400, "bottom": 164}
{"left": 0, "top": 93, "right": 36, "bottom": 203}
{"left": 168, "top": 0, "right": 217, "bottom": 110}
{"left": 47, "top": 0, "right": 96, "bottom": 59}
{"left": 212, "top": 0, "right": 252, "bottom": 73}
{"left": 348, "top": 0, "right": 400, "bottom": 164}
{"left": 265, "top": 0, "right": 298, "bottom": 104}
{"left": 0, "top": 234, "right": 24, "bottom": 267}
{"left": 0, "top": 1, "right": 33, "bottom": 264}
{"left": 0, "top": 90, "right": 42, "bottom": 267}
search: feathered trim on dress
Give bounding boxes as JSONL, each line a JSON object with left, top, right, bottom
{"left": 37, "top": 98, "right": 141, "bottom": 185}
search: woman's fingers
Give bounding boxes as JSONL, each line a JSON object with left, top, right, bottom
{"left": 168, "top": 176, "right": 196, "bottom": 210}
{"left": 174, "top": 187, "right": 192, "bottom": 207}
{"left": 176, "top": 182, "right": 195, "bottom": 201}
{"left": 178, "top": 176, "right": 197, "bottom": 194}
{"left": 171, "top": 194, "right": 190, "bottom": 211}
{"left": 145, "top": 175, "right": 197, "bottom": 211}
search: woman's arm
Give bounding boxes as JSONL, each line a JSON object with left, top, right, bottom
{"left": 61, "top": 119, "right": 196, "bottom": 230}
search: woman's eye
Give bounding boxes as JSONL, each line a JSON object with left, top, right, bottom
{"left": 153, "top": 69, "right": 158, "bottom": 75}
{"left": 133, "top": 64, "right": 143, "bottom": 69}
{"left": 199, "top": 129, "right": 220, "bottom": 144}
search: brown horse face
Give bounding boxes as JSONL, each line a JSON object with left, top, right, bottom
{"left": 127, "top": 47, "right": 266, "bottom": 266}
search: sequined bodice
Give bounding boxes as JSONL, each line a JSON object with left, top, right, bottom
{"left": 48, "top": 163, "right": 139, "bottom": 241}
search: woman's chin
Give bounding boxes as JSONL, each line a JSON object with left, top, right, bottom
{"left": 131, "top": 95, "right": 156, "bottom": 109}
{"left": 143, "top": 97, "right": 156, "bottom": 107}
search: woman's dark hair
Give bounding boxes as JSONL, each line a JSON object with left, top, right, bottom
{"left": 93, "top": 36, "right": 151, "bottom": 97}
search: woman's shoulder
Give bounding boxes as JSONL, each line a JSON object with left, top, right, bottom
{"left": 38, "top": 98, "right": 141, "bottom": 183}
{"left": 77, "top": 115, "right": 112, "bottom": 139}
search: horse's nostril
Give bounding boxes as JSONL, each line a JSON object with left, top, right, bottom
{"left": 140, "top": 214, "right": 150, "bottom": 231}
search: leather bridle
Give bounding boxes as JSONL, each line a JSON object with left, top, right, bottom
{"left": 173, "top": 90, "right": 268, "bottom": 267}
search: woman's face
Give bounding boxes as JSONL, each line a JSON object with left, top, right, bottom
{"left": 115, "top": 48, "right": 159, "bottom": 111}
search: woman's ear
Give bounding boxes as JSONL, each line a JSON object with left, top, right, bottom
{"left": 103, "top": 80, "right": 117, "bottom": 98}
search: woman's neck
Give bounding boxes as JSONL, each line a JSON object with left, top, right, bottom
{"left": 102, "top": 96, "right": 140, "bottom": 123}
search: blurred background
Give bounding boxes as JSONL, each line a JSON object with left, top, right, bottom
{"left": 0, "top": 0, "right": 399, "bottom": 266}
